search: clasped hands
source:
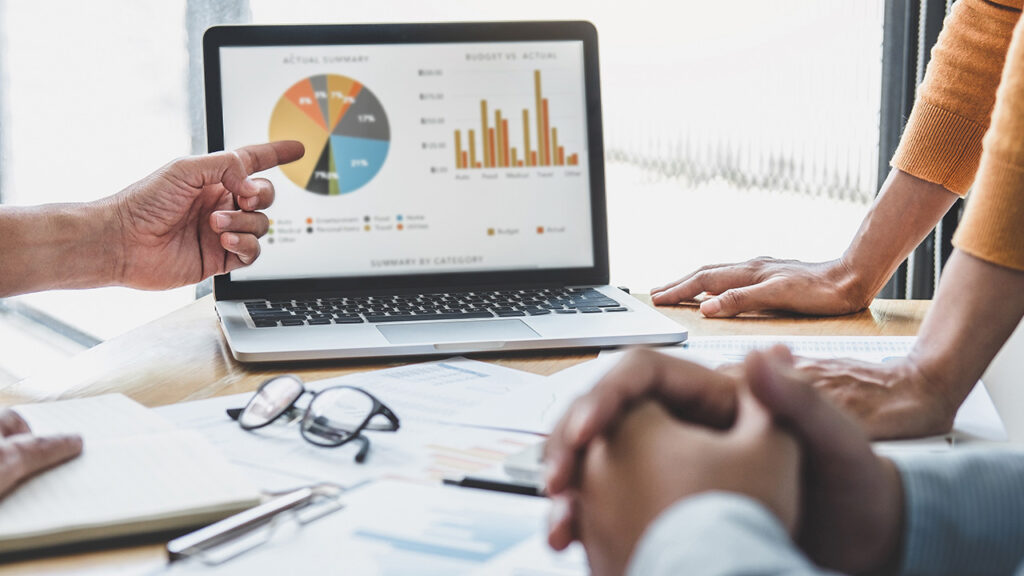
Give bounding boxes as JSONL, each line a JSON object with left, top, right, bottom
{"left": 544, "top": 348, "right": 905, "bottom": 576}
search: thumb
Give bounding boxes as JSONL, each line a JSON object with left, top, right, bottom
{"left": 746, "top": 346, "right": 869, "bottom": 454}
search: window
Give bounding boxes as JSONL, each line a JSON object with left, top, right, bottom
{"left": 1, "top": 1, "right": 193, "bottom": 342}
{"left": 0, "top": 0, "right": 885, "bottom": 379}
{"left": 248, "top": 0, "right": 883, "bottom": 290}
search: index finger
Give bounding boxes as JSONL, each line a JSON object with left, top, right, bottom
{"left": 650, "top": 263, "right": 731, "bottom": 295}
{"left": 651, "top": 264, "right": 763, "bottom": 305}
{"left": 544, "top": 349, "right": 738, "bottom": 495}
{"left": 183, "top": 140, "right": 305, "bottom": 198}
{"left": 233, "top": 140, "right": 305, "bottom": 177}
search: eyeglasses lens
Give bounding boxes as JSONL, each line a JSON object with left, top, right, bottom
{"left": 302, "top": 387, "right": 375, "bottom": 445}
{"left": 239, "top": 376, "right": 304, "bottom": 429}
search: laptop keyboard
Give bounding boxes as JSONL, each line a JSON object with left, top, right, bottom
{"left": 244, "top": 287, "right": 627, "bottom": 328}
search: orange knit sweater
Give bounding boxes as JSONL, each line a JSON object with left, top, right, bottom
{"left": 891, "top": 0, "right": 1024, "bottom": 270}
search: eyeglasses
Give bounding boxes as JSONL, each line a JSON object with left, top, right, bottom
{"left": 227, "top": 375, "right": 400, "bottom": 463}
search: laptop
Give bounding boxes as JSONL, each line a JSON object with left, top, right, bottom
{"left": 203, "top": 21, "right": 687, "bottom": 362}
{"left": 982, "top": 317, "right": 1024, "bottom": 444}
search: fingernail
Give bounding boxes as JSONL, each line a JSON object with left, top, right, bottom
{"left": 701, "top": 298, "right": 721, "bottom": 316}
{"left": 224, "top": 233, "right": 239, "bottom": 247}
{"left": 547, "top": 495, "right": 570, "bottom": 530}
{"left": 214, "top": 213, "right": 230, "bottom": 229}
{"left": 651, "top": 291, "right": 663, "bottom": 301}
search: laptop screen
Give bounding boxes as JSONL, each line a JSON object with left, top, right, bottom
{"left": 218, "top": 39, "right": 594, "bottom": 283}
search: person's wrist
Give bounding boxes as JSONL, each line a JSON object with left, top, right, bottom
{"left": 82, "top": 196, "right": 127, "bottom": 287}
{"left": 901, "top": 354, "right": 962, "bottom": 433}
{"left": 829, "top": 253, "right": 875, "bottom": 311}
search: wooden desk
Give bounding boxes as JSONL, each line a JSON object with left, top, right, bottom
{"left": 0, "top": 296, "right": 929, "bottom": 574}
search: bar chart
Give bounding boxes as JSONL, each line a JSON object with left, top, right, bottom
{"left": 452, "top": 70, "right": 579, "bottom": 170}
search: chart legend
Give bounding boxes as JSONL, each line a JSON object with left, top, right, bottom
{"left": 269, "top": 74, "right": 390, "bottom": 195}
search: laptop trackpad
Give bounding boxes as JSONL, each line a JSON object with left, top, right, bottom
{"left": 377, "top": 319, "right": 539, "bottom": 345}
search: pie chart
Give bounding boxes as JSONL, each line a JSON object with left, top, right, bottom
{"left": 269, "top": 74, "right": 390, "bottom": 195}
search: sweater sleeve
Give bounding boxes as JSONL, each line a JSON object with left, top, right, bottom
{"left": 892, "top": 449, "right": 1024, "bottom": 576}
{"left": 890, "top": 0, "right": 1021, "bottom": 195}
{"left": 626, "top": 492, "right": 836, "bottom": 576}
{"left": 953, "top": 9, "right": 1024, "bottom": 270}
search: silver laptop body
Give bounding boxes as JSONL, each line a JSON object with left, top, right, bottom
{"left": 204, "top": 21, "right": 687, "bottom": 362}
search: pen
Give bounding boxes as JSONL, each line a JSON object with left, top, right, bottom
{"left": 443, "top": 476, "right": 546, "bottom": 498}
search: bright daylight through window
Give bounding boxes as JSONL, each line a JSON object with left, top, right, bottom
{"left": 0, "top": 0, "right": 882, "bottom": 382}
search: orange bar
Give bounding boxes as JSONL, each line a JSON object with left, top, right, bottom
{"left": 534, "top": 70, "right": 545, "bottom": 168}
{"left": 488, "top": 128, "right": 496, "bottom": 168}
{"left": 469, "top": 129, "right": 477, "bottom": 168}
{"left": 558, "top": 146, "right": 565, "bottom": 166}
{"left": 531, "top": 151, "right": 538, "bottom": 166}
{"left": 568, "top": 153, "right": 578, "bottom": 166}
{"left": 495, "top": 110, "right": 504, "bottom": 167}
{"left": 517, "top": 160, "right": 524, "bottom": 167}
{"left": 542, "top": 98, "right": 551, "bottom": 166}
{"left": 454, "top": 130, "right": 463, "bottom": 169}
{"left": 481, "top": 100, "right": 490, "bottom": 168}
{"left": 522, "top": 109, "right": 531, "bottom": 167}
{"left": 462, "top": 150, "right": 468, "bottom": 169}
{"left": 502, "top": 119, "right": 510, "bottom": 167}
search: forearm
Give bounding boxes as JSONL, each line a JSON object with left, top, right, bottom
{"left": 908, "top": 249, "right": 1024, "bottom": 413}
{"left": 0, "top": 199, "right": 122, "bottom": 297}
{"left": 840, "top": 169, "right": 959, "bottom": 307}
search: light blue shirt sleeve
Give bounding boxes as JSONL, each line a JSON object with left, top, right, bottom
{"left": 626, "top": 450, "right": 1024, "bottom": 576}
{"left": 627, "top": 491, "right": 838, "bottom": 576}
{"left": 891, "top": 449, "right": 1024, "bottom": 576}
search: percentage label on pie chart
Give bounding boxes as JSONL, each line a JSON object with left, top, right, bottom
{"left": 269, "top": 74, "right": 390, "bottom": 195}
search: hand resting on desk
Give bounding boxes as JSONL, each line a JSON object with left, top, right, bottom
{"left": 0, "top": 410, "right": 82, "bottom": 499}
{"left": 650, "top": 257, "right": 868, "bottom": 317}
{"left": 647, "top": 170, "right": 960, "bottom": 318}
